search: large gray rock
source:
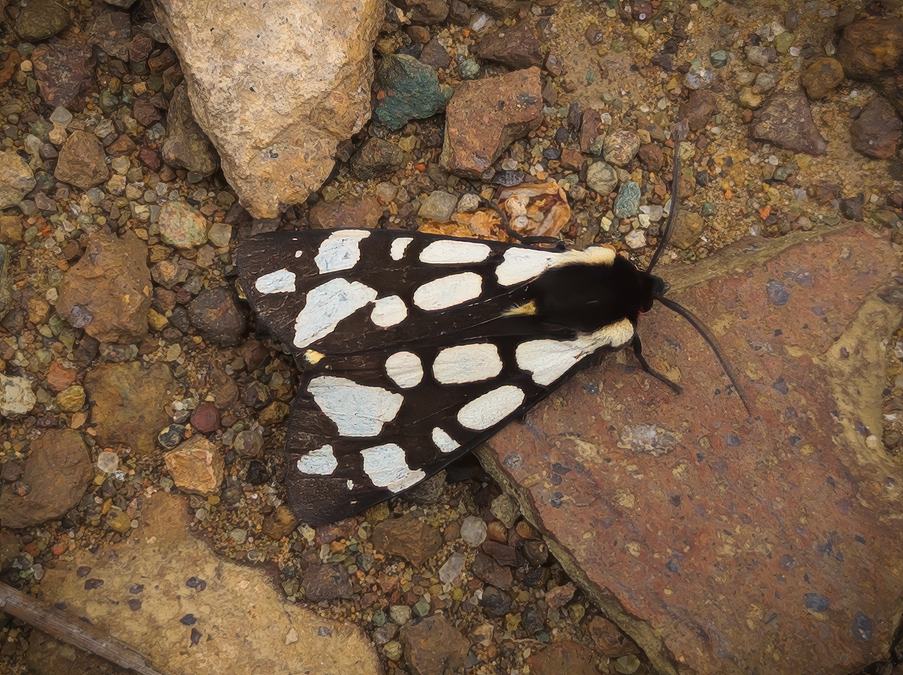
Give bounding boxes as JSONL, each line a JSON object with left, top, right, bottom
{"left": 152, "top": 0, "right": 384, "bottom": 218}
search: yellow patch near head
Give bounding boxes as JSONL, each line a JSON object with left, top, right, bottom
{"left": 502, "top": 300, "right": 537, "bottom": 317}
{"left": 551, "top": 245, "right": 616, "bottom": 268}
{"left": 304, "top": 349, "right": 326, "bottom": 365}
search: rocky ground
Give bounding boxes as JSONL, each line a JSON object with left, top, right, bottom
{"left": 0, "top": 0, "right": 901, "bottom": 674}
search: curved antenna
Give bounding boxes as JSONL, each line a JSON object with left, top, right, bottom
{"left": 656, "top": 295, "right": 752, "bottom": 415}
{"left": 647, "top": 120, "right": 688, "bottom": 274}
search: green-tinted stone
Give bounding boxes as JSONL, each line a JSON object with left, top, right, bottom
{"left": 774, "top": 32, "right": 794, "bottom": 54}
{"left": 373, "top": 54, "right": 448, "bottom": 131}
{"left": 613, "top": 181, "right": 641, "bottom": 219}
{"left": 709, "top": 49, "right": 730, "bottom": 68}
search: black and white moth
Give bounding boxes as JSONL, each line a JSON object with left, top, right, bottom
{"left": 235, "top": 145, "right": 748, "bottom": 526}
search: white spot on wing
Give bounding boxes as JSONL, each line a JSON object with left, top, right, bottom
{"left": 385, "top": 351, "right": 423, "bottom": 389}
{"left": 419, "top": 240, "right": 491, "bottom": 264}
{"left": 495, "top": 248, "right": 561, "bottom": 285}
{"left": 315, "top": 230, "right": 370, "bottom": 273}
{"left": 294, "top": 251, "right": 303, "bottom": 258}
{"left": 296, "top": 445, "right": 337, "bottom": 475}
{"left": 516, "top": 318, "right": 635, "bottom": 386}
{"left": 433, "top": 343, "right": 503, "bottom": 384}
{"left": 255, "top": 268, "right": 296, "bottom": 294}
{"left": 432, "top": 427, "right": 459, "bottom": 454}
{"left": 346, "top": 479, "right": 354, "bottom": 490}
{"left": 308, "top": 376, "right": 403, "bottom": 437}
{"left": 413, "top": 272, "right": 483, "bottom": 311}
{"left": 457, "top": 385, "right": 525, "bottom": 430}
{"left": 390, "top": 237, "right": 413, "bottom": 261}
{"left": 293, "top": 278, "right": 377, "bottom": 348}
{"left": 370, "top": 295, "right": 408, "bottom": 327}
{"left": 360, "top": 443, "right": 425, "bottom": 492}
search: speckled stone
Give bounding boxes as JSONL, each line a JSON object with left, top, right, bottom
{"left": 602, "top": 130, "right": 640, "bottom": 167}
{"left": 613, "top": 181, "right": 641, "bottom": 218}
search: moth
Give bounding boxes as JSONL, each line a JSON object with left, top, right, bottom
{"left": 236, "top": 141, "right": 748, "bottom": 526}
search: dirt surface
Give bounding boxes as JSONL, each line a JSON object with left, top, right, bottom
{"left": 0, "top": 0, "right": 901, "bottom": 674}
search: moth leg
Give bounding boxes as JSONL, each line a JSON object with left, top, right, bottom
{"left": 631, "top": 335, "right": 682, "bottom": 395}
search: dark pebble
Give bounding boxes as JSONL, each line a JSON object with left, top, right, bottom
{"left": 522, "top": 540, "right": 549, "bottom": 567}
{"left": 188, "top": 287, "right": 248, "bottom": 347}
{"left": 127, "top": 598, "right": 142, "bottom": 611}
{"left": 84, "top": 578, "right": 104, "bottom": 590}
{"left": 157, "top": 424, "right": 187, "bottom": 449}
{"left": 804, "top": 592, "right": 829, "bottom": 613}
{"left": 480, "top": 586, "right": 512, "bottom": 617}
{"left": 766, "top": 280, "right": 790, "bottom": 306}
{"left": 840, "top": 195, "right": 864, "bottom": 220}
{"left": 245, "top": 459, "right": 269, "bottom": 485}
{"left": 190, "top": 627, "right": 202, "bottom": 646}
{"left": 180, "top": 613, "right": 197, "bottom": 625}
{"left": 186, "top": 576, "right": 207, "bottom": 591}
{"left": 482, "top": 540, "right": 518, "bottom": 566}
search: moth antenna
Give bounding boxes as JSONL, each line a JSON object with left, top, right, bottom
{"left": 479, "top": 197, "right": 565, "bottom": 249}
{"left": 655, "top": 295, "right": 752, "bottom": 415}
{"left": 647, "top": 120, "right": 689, "bottom": 274}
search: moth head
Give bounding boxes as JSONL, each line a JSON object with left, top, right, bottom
{"left": 640, "top": 273, "right": 669, "bottom": 313}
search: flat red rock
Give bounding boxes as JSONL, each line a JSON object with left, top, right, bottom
{"left": 481, "top": 226, "right": 902, "bottom": 674}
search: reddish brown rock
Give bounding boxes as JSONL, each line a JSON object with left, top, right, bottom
{"left": 472, "top": 552, "right": 513, "bottom": 589}
{"left": 850, "top": 96, "right": 902, "bottom": 159}
{"left": 419, "top": 38, "right": 451, "bottom": 69}
{"left": 481, "top": 226, "right": 902, "bottom": 674}
{"left": 300, "top": 562, "right": 353, "bottom": 601}
{"left": 400, "top": 614, "right": 470, "bottom": 675}
{"left": 54, "top": 130, "right": 110, "bottom": 189}
{"left": 440, "top": 67, "right": 543, "bottom": 178}
{"left": 371, "top": 512, "right": 442, "bottom": 566}
{"left": 56, "top": 231, "right": 151, "bottom": 343}
{"left": 309, "top": 195, "right": 383, "bottom": 229}
{"left": 750, "top": 90, "right": 827, "bottom": 155}
{"left": 31, "top": 36, "right": 95, "bottom": 111}
{"left": 190, "top": 401, "right": 220, "bottom": 433}
{"left": 44, "top": 361, "right": 77, "bottom": 392}
{"left": 0, "top": 50, "right": 21, "bottom": 88}
{"left": 679, "top": 89, "right": 717, "bottom": 131}
{"left": 637, "top": 143, "right": 663, "bottom": 170}
{"left": 475, "top": 20, "right": 544, "bottom": 70}
{"left": 837, "top": 17, "right": 903, "bottom": 115}
{"left": 89, "top": 10, "right": 131, "bottom": 61}
{"left": 0, "top": 429, "right": 92, "bottom": 529}
{"left": 85, "top": 361, "right": 174, "bottom": 456}
{"left": 800, "top": 57, "right": 845, "bottom": 100}
{"left": 587, "top": 616, "right": 638, "bottom": 657}
{"left": 187, "top": 287, "right": 247, "bottom": 346}
{"left": 527, "top": 640, "right": 597, "bottom": 675}
{"left": 837, "top": 17, "right": 903, "bottom": 81}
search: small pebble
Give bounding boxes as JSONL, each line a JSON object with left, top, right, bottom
{"left": 461, "top": 515, "right": 488, "bottom": 546}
